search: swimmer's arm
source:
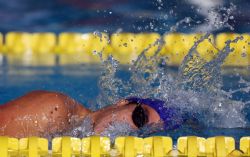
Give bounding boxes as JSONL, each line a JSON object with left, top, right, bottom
{"left": 0, "top": 90, "right": 91, "bottom": 138}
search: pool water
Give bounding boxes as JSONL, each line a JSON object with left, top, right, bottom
{"left": 0, "top": 0, "right": 250, "bottom": 146}
{"left": 0, "top": 61, "right": 249, "bottom": 142}
{"left": 0, "top": 64, "right": 102, "bottom": 107}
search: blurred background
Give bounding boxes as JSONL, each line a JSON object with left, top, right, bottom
{"left": 0, "top": 0, "right": 249, "bottom": 33}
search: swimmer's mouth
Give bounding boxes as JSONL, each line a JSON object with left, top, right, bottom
{"left": 132, "top": 104, "right": 149, "bottom": 128}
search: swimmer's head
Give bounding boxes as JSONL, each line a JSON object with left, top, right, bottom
{"left": 91, "top": 98, "right": 182, "bottom": 134}
{"left": 90, "top": 99, "right": 161, "bottom": 134}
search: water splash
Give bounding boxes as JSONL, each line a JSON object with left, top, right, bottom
{"left": 66, "top": 116, "right": 94, "bottom": 138}
{"left": 96, "top": 32, "right": 248, "bottom": 132}
{"left": 178, "top": 34, "right": 244, "bottom": 92}
{"left": 187, "top": 1, "right": 236, "bottom": 32}
{"left": 100, "top": 122, "right": 137, "bottom": 142}
{"left": 83, "top": 1, "right": 250, "bottom": 137}
{"left": 97, "top": 56, "right": 124, "bottom": 107}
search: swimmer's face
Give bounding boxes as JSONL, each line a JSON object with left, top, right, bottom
{"left": 91, "top": 100, "right": 161, "bottom": 134}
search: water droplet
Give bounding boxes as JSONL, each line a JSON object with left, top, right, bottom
{"left": 241, "top": 52, "right": 247, "bottom": 58}
{"left": 185, "top": 17, "right": 191, "bottom": 23}
{"left": 163, "top": 15, "right": 168, "bottom": 19}
{"left": 169, "top": 9, "right": 174, "bottom": 15}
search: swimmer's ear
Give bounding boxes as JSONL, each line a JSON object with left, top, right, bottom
{"left": 116, "top": 99, "right": 130, "bottom": 106}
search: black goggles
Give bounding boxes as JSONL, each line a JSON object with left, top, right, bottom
{"left": 129, "top": 101, "right": 149, "bottom": 128}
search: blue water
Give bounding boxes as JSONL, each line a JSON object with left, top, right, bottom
{"left": 0, "top": 63, "right": 249, "bottom": 141}
{"left": 0, "top": 64, "right": 101, "bottom": 107}
{"left": 0, "top": 0, "right": 250, "bottom": 142}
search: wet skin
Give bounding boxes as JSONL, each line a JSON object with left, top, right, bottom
{"left": 0, "top": 90, "right": 161, "bottom": 138}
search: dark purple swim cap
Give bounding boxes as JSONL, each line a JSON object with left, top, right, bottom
{"left": 127, "top": 97, "right": 183, "bottom": 130}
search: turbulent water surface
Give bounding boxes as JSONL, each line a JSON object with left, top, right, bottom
{"left": 0, "top": 0, "right": 249, "bottom": 142}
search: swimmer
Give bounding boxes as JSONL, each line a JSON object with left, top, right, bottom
{"left": 0, "top": 90, "right": 185, "bottom": 138}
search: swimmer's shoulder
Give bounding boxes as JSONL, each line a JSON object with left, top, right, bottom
{"left": 2, "top": 90, "right": 84, "bottom": 110}
{"left": 2, "top": 90, "right": 66, "bottom": 106}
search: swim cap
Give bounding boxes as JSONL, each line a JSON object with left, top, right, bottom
{"left": 127, "top": 97, "right": 183, "bottom": 130}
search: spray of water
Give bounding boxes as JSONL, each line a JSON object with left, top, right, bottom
{"left": 62, "top": 2, "right": 249, "bottom": 139}
{"left": 96, "top": 32, "right": 248, "bottom": 133}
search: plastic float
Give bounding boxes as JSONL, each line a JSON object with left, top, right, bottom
{"left": 0, "top": 136, "right": 250, "bottom": 156}
{"left": 0, "top": 32, "right": 248, "bottom": 66}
